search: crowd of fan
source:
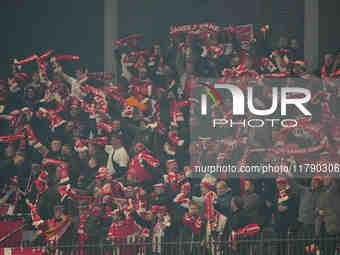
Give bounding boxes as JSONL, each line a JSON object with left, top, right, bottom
{"left": 0, "top": 24, "right": 340, "bottom": 255}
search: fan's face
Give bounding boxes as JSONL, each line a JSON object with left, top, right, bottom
{"left": 139, "top": 68, "right": 147, "bottom": 79}
{"left": 154, "top": 46, "right": 161, "bottom": 55}
{"left": 145, "top": 210, "right": 153, "bottom": 221}
{"left": 32, "top": 72, "right": 40, "bottom": 82}
{"left": 167, "top": 163, "right": 178, "bottom": 172}
{"left": 278, "top": 36, "right": 288, "bottom": 48}
{"left": 111, "top": 137, "right": 121, "bottom": 148}
{"left": 200, "top": 184, "right": 209, "bottom": 195}
{"left": 79, "top": 150, "right": 88, "bottom": 160}
{"left": 88, "top": 143, "right": 96, "bottom": 155}
{"left": 231, "top": 56, "right": 240, "bottom": 66}
{"left": 127, "top": 172, "right": 137, "bottom": 184}
{"left": 323, "top": 176, "right": 332, "bottom": 186}
{"left": 186, "top": 62, "right": 194, "bottom": 74}
{"left": 112, "top": 120, "right": 121, "bottom": 132}
{"left": 189, "top": 204, "right": 199, "bottom": 216}
{"left": 167, "top": 91, "right": 175, "bottom": 100}
{"left": 54, "top": 208, "right": 63, "bottom": 219}
{"left": 88, "top": 157, "right": 97, "bottom": 168}
{"left": 154, "top": 187, "right": 164, "bottom": 195}
{"left": 290, "top": 39, "right": 299, "bottom": 49}
{"left": 231, "top": 199, "right": 237, "bottom": 212}
{"left": 26, "top": 88, "right": 35, "bottom": 99}
{"left": 216, "top": 183, "right": 226, "bottom": 196}
{"left": 61, "top": 145, "right": 72, "bottom": 156}
{"left": 130, "top": 39, "right": 138, "bottom": 48}
{"left": 51, "top": 140, "right": 62, "bottom": 152}
{"left": 125, "top": 190, "right": 134, "bottom": 198}
{"left": 181, "top": 187, "right": 190, "bottom": 195}
{"left": 325, "top": 54, "right": 334, "bottom": 67}
{"left": 277, "top": 183, "right": 286, "bottom": 190}
{"left": 311, "top": 179, "right": 321, "bottom": 190}
{"left": 75, "top": 69, "right": 83, "bottom": 79}
{"left": 0, "top": 84, "right": 7, "bottom": 101}
{"left": 244, "top": 180, "right": 253, "bottom": 192}
{"left": 5, "top": 144, "right": 15, "bottom": 158}
{"left": 70, "top": 106, "right": 80, "bottom": 117}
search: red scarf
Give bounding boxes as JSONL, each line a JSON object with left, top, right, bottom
{"left": 277, "top": 186, "right": 290, "bottom": 204}
{"left": 182, "top": 213, "right": 203, "bottom": 234}
{"left": 107, "top": 215, "right": 140, "bottom": 239}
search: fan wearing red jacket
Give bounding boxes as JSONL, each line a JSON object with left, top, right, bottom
{"left": 127, "top": 142, "right": 160, "bottom": 187}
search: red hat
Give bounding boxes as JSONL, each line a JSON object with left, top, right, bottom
{"left": 151, "top": 205, "right": 166, "bottom": 215}
{"left": 168, "top": 171, "right": 177, "bottom": 181}
{"left": 276, "top": 177, "right": 288, "bottom": 185}
{"left": 200, "top": 181, "right": 213, "bottom": 190}
{"left": 312, "top": 176, "right": 323, "bottom": 183}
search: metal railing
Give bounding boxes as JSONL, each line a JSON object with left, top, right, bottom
{"left": 1, "top": 231, "right": 339, "bottom": 255}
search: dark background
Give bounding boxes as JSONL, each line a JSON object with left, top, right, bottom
{"left": 1, "top": 0, "right": 104, "bottom": 78}
{"left": 119, "top": 0, "right": 305, "bottom": 48}
{"left": 1, "top": 0, "right": 339, "bottom": 79}
{"left": 319, "top": 0, "right": 340, "bottom": 55}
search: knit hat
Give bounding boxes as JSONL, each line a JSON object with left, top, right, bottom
{"left": 275, "top": 177, "right": 288, "bottom": 185}
{"left": 151, "top": 205, "right": 166, "bottom": 215}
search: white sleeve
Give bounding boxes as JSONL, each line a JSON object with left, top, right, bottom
{"left": 66, "top": 76, "right": 86, "bottom": 98}
{"left": 105, "top": 145, "right": 113, "bottom": 154}
{"left": 70, "top": 78, "right": 82, "bottom": 98}
{"left": 116, "top": 148, "right": 130, "bottom": 167}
